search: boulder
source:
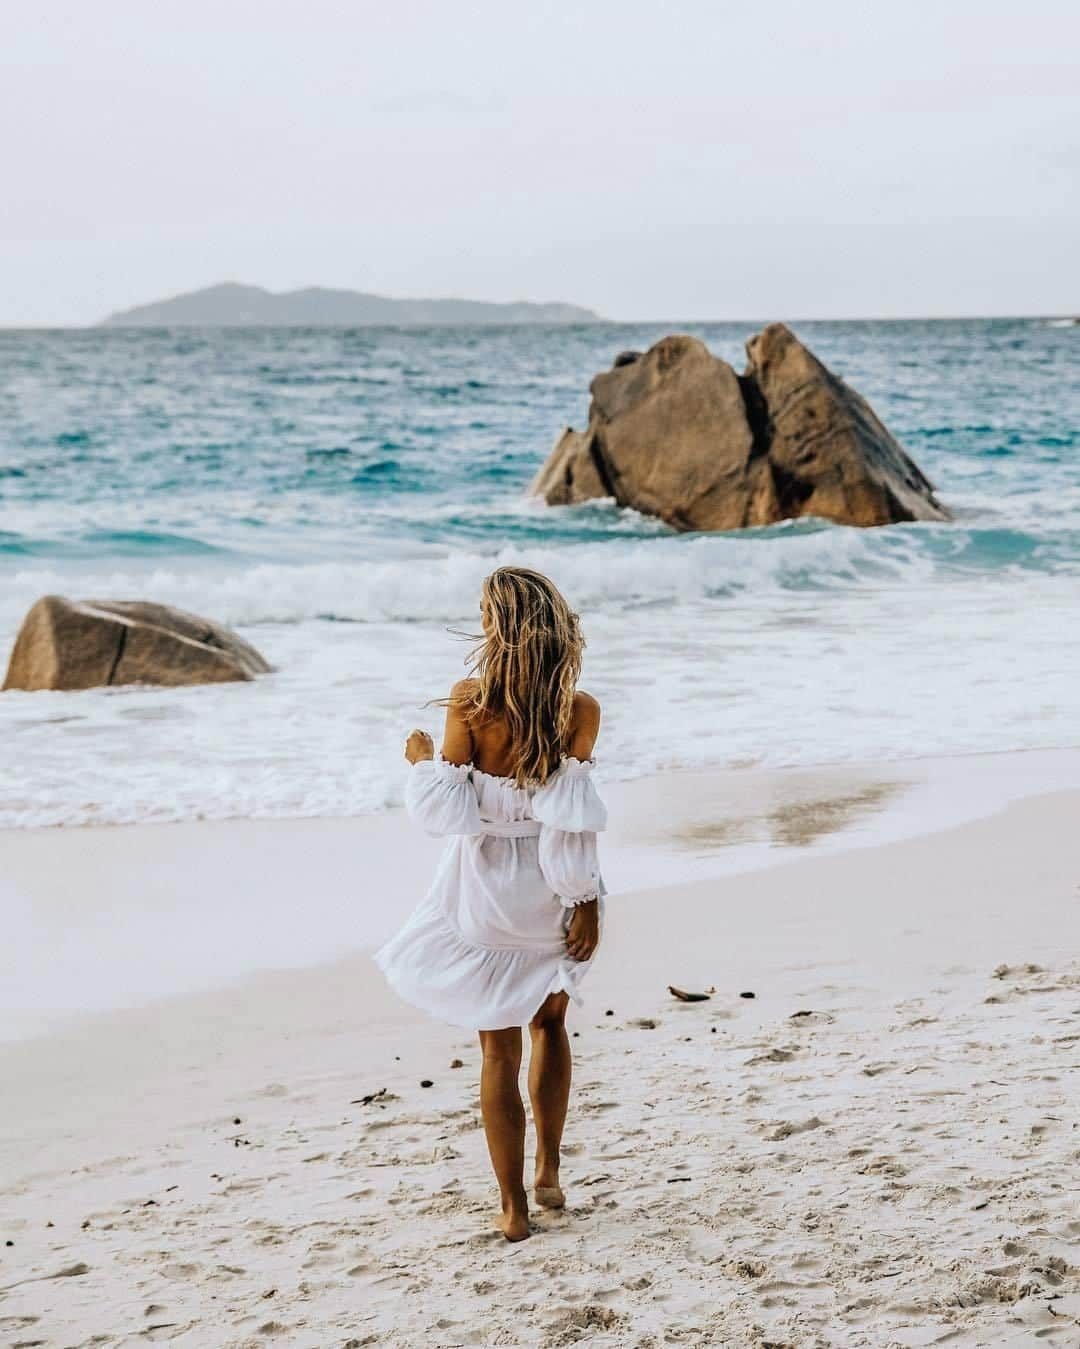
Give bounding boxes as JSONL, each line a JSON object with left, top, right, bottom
{"left": 530, "top": 324, "right": 949, "bottom": 531}
{"left": 529, "top": 428, "right": 609, "bottom": 507}
{"left": 2, "top": 597, "right": 271, "bottom": 692}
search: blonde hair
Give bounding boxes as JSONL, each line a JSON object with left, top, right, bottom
{"left": 454, "top": 567, "right": 584, "bottom": 787}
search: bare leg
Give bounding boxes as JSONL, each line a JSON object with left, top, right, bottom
{"left": 478, "top": 1026, "right": 530, "bottom": 1241}
{"left": 528, "top": 991, "right": 571, "bottom": 1207}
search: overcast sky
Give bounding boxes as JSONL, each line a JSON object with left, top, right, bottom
{"left": 2, "top": 1, "right": 1077, "bottom": 324}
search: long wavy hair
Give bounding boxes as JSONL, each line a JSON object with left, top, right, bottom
{"left": 452, "top": 567, "right": 584, "bottom": 787}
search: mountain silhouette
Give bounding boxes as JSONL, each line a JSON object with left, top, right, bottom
{"left": 101, "top": 282, "right": 602, "bottom": 327}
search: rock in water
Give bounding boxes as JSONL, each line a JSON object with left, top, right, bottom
{"left": 744, "top": 324, "right": 948, "bottom": 527}
{"left": 530, "top": 324, "right": 949, "bottom": 531}
{"left": 2, "top": 596, "right": 271, "bottom": 692}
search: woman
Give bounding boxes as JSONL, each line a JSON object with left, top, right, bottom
{"left": 375, "top": 566, "right": 606, "bottom": 1242}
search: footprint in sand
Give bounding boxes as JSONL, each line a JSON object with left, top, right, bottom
{"left": 854, "top": 1157, "right": 907, "bottom": 1178}
{"left": 766, "top": 1116, "right": 824, "bottom": 1141}
{"left": 993, "top": 962, "right": 1044, "bottom": 980}
{"left": 0, "top": 1262, "right": 89, "bottom": 1294}
{"left": 1029, "top": 1253, "right": 1069, "bottom": 1285}
{"left": 861, "top": 1061, "right": 897, "bottom": 1076}
{"left": 745, "top": 1045, "right": 801, "bottom": 1066}
{"left": 143, "top": 1323, "right": 194, "bottom": 1342}
{"left": 723, "top": 1258, "right": 767, "bottom": 1279}
{"left": 545, "top": 1305, "right": 627, "bottom": 1341}
{"left": 223, "top": 1178, "right": 264, "bottom": 1194}
{"left": 788, "top": 1010, "right": 836, "bottom": 1026}
{"left": 158, "top": 1261, "right": 200, "bottom": 1280}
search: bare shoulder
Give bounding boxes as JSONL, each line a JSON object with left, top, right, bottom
{"left": 568, "top": 689, "right": 601, "bottom": 759}
{"left": 445, "top": 678, "right": 479, "bottom": 732}
{"left": 441, "top": 679, "right": 477, "bottom": 765}
{"left": 572, "top": 689, "right": 601, "bottom": 726}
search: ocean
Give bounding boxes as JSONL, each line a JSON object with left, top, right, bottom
{"left": 1, "top": 319, "right": 1077, "bottom": 829}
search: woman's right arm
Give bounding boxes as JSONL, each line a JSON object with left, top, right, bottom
{"left": 402, "top": 687, "right": 481, "bottom": 836}
{"left": 535, "top": 692, "right": 605, "bottom": 960}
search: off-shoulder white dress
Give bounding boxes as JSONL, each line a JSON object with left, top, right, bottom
{"left": 374, "top": 756, "right": 607, "bottom": 1031}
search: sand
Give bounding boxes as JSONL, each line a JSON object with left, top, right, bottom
{"left": 1, "top": 761, "right": 1079, "bottom": 1347}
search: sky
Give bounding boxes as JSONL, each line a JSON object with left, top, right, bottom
{"left": 2, "top": 1, "right": 1078, "bottom": 324}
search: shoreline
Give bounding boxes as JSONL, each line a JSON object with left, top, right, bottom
{"left": 7, "top": 736, "right": 1080, "bottom": 834}
{"left": 5, "top": 745, "right": 1080, "bottom": 1045}
{"left": 2, "top": 783, "right": 1078, "bottom": 1344}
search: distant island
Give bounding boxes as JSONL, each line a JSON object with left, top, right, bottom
{"left": 100, "top": 282, "right": 603, "bottom": 328}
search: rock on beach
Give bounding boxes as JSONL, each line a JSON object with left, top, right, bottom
{"left": 2, "top": 596, "right": 271, "bottom": 692}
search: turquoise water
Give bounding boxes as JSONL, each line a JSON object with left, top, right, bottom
{"left": 1, "top": 319, "right": 1078, "bottom": 826}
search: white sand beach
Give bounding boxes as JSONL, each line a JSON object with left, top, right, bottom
{"left": 2, "top": 753, "right": 1079, "bottom": 1348}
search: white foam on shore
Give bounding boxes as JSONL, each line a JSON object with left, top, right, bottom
{"left": 3, "top": 567, "right": 1079, "bottom": 829}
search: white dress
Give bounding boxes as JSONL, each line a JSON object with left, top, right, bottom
{"left": 374, "top": 756, "right": 607, "bottom": 1031}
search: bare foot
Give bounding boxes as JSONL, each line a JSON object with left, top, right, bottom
{"left": 494, "top": 1192, "right": 531, "bottom": 1242}
{"left": 534, "top": 1168, "right": 565, "bottom": 1209}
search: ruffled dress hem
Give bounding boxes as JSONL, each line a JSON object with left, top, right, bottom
{"left": 373, "top": 907, "right": 594, "bottom": 1032}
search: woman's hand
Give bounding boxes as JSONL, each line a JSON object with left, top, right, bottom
{"left": 566, "top": 899, "right": 599, "bottom": 962}
{"left": 404, "top": 729, "right": 435, "bottom": 764}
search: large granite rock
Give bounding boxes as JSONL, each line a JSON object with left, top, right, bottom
{"left": 530, "top": 324, "right": 949, "bottom": 531}
{"left": 2, "top": 597, "right": 271, "bottom": 692}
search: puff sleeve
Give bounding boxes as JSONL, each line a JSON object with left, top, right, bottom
{"left": 532, "top": 758, "right": 607, "bottom": 908}
{"left": 405, "top": 757, "right": 483, "bottom": 837}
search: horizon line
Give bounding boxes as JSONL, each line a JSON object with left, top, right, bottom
{"left": 2, "top": 310, "right": 1078, "bottom": 331}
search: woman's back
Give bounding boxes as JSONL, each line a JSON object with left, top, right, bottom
{"left": 445, "top": 678, "right": 601, "bottom": 781}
